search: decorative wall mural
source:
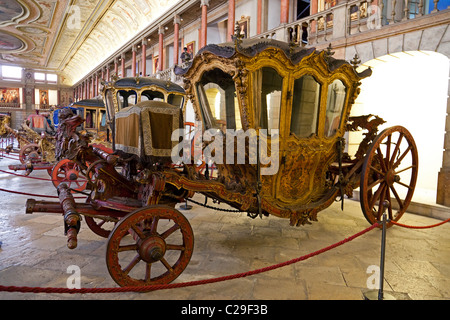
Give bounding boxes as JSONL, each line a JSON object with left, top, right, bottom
{"left": 39, "top": 89, "right": 49, "bottom": 105}
{"left": 0, "top": 0, "right": 178, "bottom": 86}
{"left": 0, "top": 88, "right": 20, "bottom": 104}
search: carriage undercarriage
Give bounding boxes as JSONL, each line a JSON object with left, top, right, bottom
{"left": 25, "top": 119, "right": 418, "bottom": 287}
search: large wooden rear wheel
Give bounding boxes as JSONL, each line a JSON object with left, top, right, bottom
{"left": 360, "top": 126, "right": 418, "bottom": 226}
{"left": 106, "top": 205, "right": 194, "bottom": 287}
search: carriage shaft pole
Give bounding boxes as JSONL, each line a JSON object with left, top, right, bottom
{"left": 58, "top": 183, "right": 81, "bottom": 249}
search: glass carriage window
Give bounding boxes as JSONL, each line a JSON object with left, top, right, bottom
{"left": 290, "top": 75, "right": 321, "bottom": 138}
{"left": 117, "top": 90, "right": 137, "bottom": 110}
{"left": 99, "top": 110, "right": 107, "bottom": 131}
{"left": 324, "top": 79, "right": 346, "bottom": 137}
{"left": 253, "top": 67, "right": 283, "bottom": 134}
{"left": 141, "top": 90, "right": 164, "bottom": 102}
{"left": 105, "top": 90, "right": 115, "bottom": 121}
{"left": 167, "top": 93, "right": 184, "bottom": 108}
{"left": 196, "top": 68, "right": 241, "bottom": 130}
{"left": 85, "top": 109, "right": 96, "bottom": 129}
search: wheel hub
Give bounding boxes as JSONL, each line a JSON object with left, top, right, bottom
{"left": 28, "top": 152, "right": 40, "bottom": 162}
{"left": 385, "top": 169, "right": 400, "bottom": 186}
{"left": 66, "top": 169, "right": 79, "bottom": 181}
{"left": 138, "top": 236, "right": 166, "bottom": 263}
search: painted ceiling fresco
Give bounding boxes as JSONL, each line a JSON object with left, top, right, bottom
{"left": 0, "top": 0, "right": 178, "bottom": 86}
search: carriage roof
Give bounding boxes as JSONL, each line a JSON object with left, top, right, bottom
{"left": 176, "top": 38, "right": 371, "bottom": 137}
{"left": 176, "top": 38, "right": 371, "bottom": 78}
{"left": 106, "top": 76, "right": 185, "bottom": 94}
{"left": 69, "top": 98, "right": 105, "bottom": 108}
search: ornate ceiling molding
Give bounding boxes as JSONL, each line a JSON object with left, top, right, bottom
{"left": 0, "top": 0, "right": 68, "bottom": 68}
{"left": 0, "top": 0, "right": 180, "bottom": 86}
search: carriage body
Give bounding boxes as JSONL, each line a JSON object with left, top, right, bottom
{"left": 172, "top": 38, "right": 372, "bottom": 225}
{"left": 57, "top": 98, "right": 107, "bottom": 134}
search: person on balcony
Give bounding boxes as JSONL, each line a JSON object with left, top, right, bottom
{"left": 180, "top": 47, "right": 192, "bottom": 63}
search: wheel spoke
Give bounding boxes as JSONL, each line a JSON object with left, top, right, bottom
{"left": 389, "top": 133, "right": 404, "bottom": 167}
{"left": 392, "top": 145, "right": 413, "bottom": 170}
{"left": 160, "top": 223, "right": 180, "bottom": 239}
{"left": 130, "top": 225, "right": 147, "bottom": 240}
{"left": 166, "top": 244, "right": 185, "bottom": 251}
{"left": 160, "top": 257, "right": 174, "bottom": 273}
{"left": 390, "top": 185, "right": 404, "bottom": 210}
{"left": 118, "top": 244, "right": 138, "bottom": 252}
{"left": 123, "top": 254, "right": 141, "bottom": 274}
{"left": 375, "top": 184, "right": 388, "bottom": 220}
{"left": 150, "top": 216, "right": 159, "bottom": 234}
{"left": 369, "top": 182, "right": 386, "bottom": 210}
{"left": 395, "top": 165, "right": 416, "bottom": 175}
{"left": 385, "top": 134, "right": 392, "bottom": 168}
{"left": 367, "top": 177, "right": 383, "bottom": 191}
{"left": 145, "top": 263, "right": 152, "bottom": 283}
{"left": 395, "top": 180, "right": 414, "bottom": 190}
{"left": 375, "top": 147, "right": 388, "bottom": 172}
{"left": 369, "top": 165, "right": 384, "bottom": 176}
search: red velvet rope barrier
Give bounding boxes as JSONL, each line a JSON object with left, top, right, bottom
{"left": 0, "top": 222, "right": 379, "bottom": 294}
{"left": 0, "top": 168, "right": 55, "bottom": 182}
{"left": 390, "top": 218, "right": 450, "bottom": 229}
{"left": 0, "top": 168, "right": 87, "bottom": 183}
{"left": 0, "top": 186, "right": 87, "bottom": 199}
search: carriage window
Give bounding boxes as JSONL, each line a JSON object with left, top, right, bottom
{"left": 196, "top": 68, "right": 241, "bottom": 130}
{"left": 324, "top": 79, "right": 346, "bottom": 137}
{"left": 290, "top": 75, "right": 321, "bottom": 138}
{"left": 99, "top": 110, "right": 107, "bottom": 131}
{"left": 85, "top": 109, "right": 96, "bottom": 129}
{"left": 141, "top": 90, "right": 164, "bottom": 102}
{"left": 254, "top": 67, "right": 283, "bottom": 133}
{"left": 168, "top": 94, "right": 184, "bottom": 108}
{"left": 105, "top": 90, "right": 115, "bottom": 121}
{"left": 117, "top": 90, "right": 137, "bottom": 110}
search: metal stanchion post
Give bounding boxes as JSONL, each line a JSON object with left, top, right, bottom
{"left": 179, "top": 199, "right": 192, "bottom": 210}
{"left": 364, "top": 201, "right": 395, "bottom": 300}
{"left": 378, "top": 209, "right": 387, "bottom": 300}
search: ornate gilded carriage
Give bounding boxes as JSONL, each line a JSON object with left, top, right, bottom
{"left": 174, "top": 38, "right": 374, "bottom": 226}
{"left": 101, "top": 76, "right": 185, "bottom": 158}
{"left": 26, "top": 37, "right": 418, "bottom": 288}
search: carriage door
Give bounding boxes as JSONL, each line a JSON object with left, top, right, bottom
{"left": 196, "top": 68, "right": 241, "bottom": 131}
{"left": 253, "top": 67, "right": 284, "bottom": 198}
{"left": 276, "top": 74, "right": 323, "bottom": 204}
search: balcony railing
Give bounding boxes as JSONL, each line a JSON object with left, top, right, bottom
{"left": 157, "top": 0, "right": 449, "bottom": 84}
{"left": 0, "top": 103, "right": 22, "bottom": 109}
{"left": 281, "top": 0, "right": 449, "bottom": 46}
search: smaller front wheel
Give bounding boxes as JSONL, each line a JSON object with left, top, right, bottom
{"left": 19, "top": 143, "right": 42, "bottom": 164}
{"left": 106, "top": 205, "right": 194, "bottom": 287}
{"left": 51, "top": 159, "right": 90, "bottom": 192}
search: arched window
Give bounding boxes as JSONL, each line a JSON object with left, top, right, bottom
{"left": 253, "top": 67, "right": 283, "bottom": 134}
{"left": 324, "top": 79, "right": 346, "bottom": 137}
{"left": 290, "top": 74, "right": 321, "bottom": 138}
{"left": 196, "top": 68, "right": 241, "bottom": 130}
{"left": 116, "top": 90, "right": 137, "bottom": 110}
